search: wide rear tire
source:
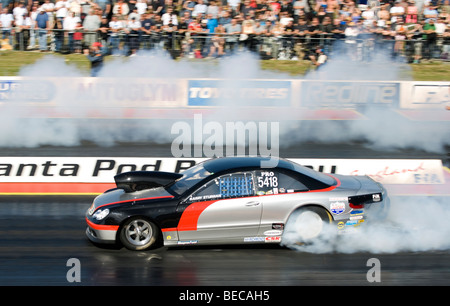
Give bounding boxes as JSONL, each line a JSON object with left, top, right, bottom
{"left": 282, "top": 206, "right": 333, "bottom": 247}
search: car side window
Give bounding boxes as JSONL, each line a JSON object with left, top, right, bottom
{"left": 186, "top": 172, "right": 255, "bottom": 202}
{"left": 254, "top": 170, "right": 308, "bottom": 195}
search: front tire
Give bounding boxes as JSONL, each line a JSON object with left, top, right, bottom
{"left": 119, "top": 218, "right": 159, "bottom": 251}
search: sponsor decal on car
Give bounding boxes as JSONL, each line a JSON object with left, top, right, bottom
{"left": 263, "top": 230, "right": 283, "bottom": 236}
{"left": 330, "top": 201, "right": 346, "bottom": 215}
{"left": 244, "top": 237, "right": 265, "bottom": 242}
{"left": 177, "top": 240, "right": 198, "bottom": 245}
{"left": 265, "top": 236, "right": 281, "bottom": 243}
{"left": 350, "top": 209, "right": 364, "bottom": 216}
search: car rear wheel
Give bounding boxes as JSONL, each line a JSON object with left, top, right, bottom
{"left": 119, "top": 218, "right": 159, "bottom": 251}
{"left": 282, "top": 206, "right": 333, "bottom": 247}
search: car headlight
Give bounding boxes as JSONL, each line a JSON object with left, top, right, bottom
{"left": 88, "top": 204, "right": 95, "bottom": 215}
{"left": 93, "top": 208, "right": 110, "bottom": 220}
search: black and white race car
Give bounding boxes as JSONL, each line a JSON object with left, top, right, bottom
{"left": 86, "top": 156, "right": 389, "bottom": 250}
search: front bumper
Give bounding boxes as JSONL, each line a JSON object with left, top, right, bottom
{"left": 85, "top": 217, "right": 118, "bottom": 244}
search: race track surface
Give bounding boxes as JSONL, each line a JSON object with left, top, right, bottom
{"left": 0, "top": 197, "right": 450, "bottom": 286}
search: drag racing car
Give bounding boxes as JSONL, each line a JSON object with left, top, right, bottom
{"left": 86, "top": 156, "right": 389, "bottom": 251}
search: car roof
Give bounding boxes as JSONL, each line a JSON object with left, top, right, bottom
{"left": 200, "top": 156, "right": 337, "bottom": 187}
{"left": 201, "top": 156, "right": 297, "bottom": 173}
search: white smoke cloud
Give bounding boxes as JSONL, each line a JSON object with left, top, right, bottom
{"left": 0, "top": 49, "right": 448, "bottom": 154}
{"left": 282, "top": 196, "right": 450, "bottom": 254}
{"left": 277, "top": 49, "right": 450, "bottom": 154}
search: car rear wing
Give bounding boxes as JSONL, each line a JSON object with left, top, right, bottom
{"left": 114, "top": 171, "right": 183, "bottom": 193}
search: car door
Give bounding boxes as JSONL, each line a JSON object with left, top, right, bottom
{"left": 177, "top": 171, "right": 262, "bottom": 242}
{"left": 253, "top": 169, "right": 310, "bottom": 235}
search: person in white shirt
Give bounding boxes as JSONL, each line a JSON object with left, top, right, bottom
{"left": 109, "top": 14, "right": 123, "bottom": 55}
{"left": 68, "top": 0, "right": 82, "bottom": 16}
{"left": 361, "top": 7, "right": 375, "bottom": 27}
{"left": 41, "top": 0, "right": 56, "bottom": 16}
{"left": 390, "top": 0, "right": 405, "bottom": 24}
{"left": 112, "top": 0, "right": 129, "bottom": 17}
{"left": 279, "top": 11, "right": 293, "bottom": 26}
{"left": 63, "top": 10, "right": 81, "bottom": 30}
{"left": 0, "top": 8, "right": 14, "bottom": 45}
{"left": 192, "top": 0, "right": 207, "bottom": 17}
{"left": 228, "top": 0, "right": 241, "bottom": 15}
{"left": 435, "top": 16, "right": 446, "bottom": 36}
{"left": 127, "top": 16, "right": 141, "bottom": 56}
{"left": 135, "top": 0, "right": 147, "bottom": 15}
{"left": 14, "top": 10, "right": 32, "bottom": 50}
{"left": 206, "top": 0, "right": 219, "bottom": 18}
{"left": 127, "top": 18, "right": 141, "bottom": 32}
{"left": 63, "top": 11, "right": 81, "bottom": 52}
{"left": 55, "top": 0, "right": 69, "bottom": 22}
{"left": 128, "top": 7, "right": 140, "bottom": 21}
{"left": 28, "top": 4, "right": 39, "bottom": 49}
{"left": 162, "top": 6, "right": 178, "bottom": 26}
{"left": 344, "top": 22, "right": 359, "bottom": 60}
{"left": 13, "top": 1, "right": 28, "bottom": 21}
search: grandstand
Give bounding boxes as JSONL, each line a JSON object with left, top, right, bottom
{"left": 0, "top": 0, "right": 449, "bottom": 62}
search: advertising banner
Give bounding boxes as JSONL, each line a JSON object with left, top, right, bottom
{"left": 0, "top": 157, "right": 446, "bottom": 195}
{"left": 187, "top": 79, "right": 292, "bottom": 107}
{"left": 300, "top": 81, "right": 400, "bottom": 108}
{"left": 400, "top": 81, "right": 450, "bottom": 109}
{"left": 0, "top": 77, "right": 187, "bottom": 109}
{"left": 1, "top": 77, "right": 448, "bottom": 121}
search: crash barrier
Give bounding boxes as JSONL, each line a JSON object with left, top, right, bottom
{"left": 4, "top": 29, "right": 450, "bottom": 61}
{"left": 0, "top": 157, "right": 448, "bottom": 196}
{"left": 0, "top": 77, "right": 448, "bottom": 117}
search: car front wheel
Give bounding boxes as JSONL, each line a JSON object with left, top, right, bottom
{"left": 119, "top": 218, "right": 159, "bottom": 251}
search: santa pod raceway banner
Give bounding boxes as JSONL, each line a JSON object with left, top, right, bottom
{"left": 0, "top": 157, "right": 448, "bottom": 196}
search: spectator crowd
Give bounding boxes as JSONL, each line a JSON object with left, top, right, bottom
{"left": 0, "top": 0, "right": 449, "bottom": 62}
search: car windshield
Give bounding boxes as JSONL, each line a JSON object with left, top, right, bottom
{"left": 166, "top": 163, "right": 212, "bottom": 196}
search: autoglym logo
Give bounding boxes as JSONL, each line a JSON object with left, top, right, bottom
{"left": 170, "top": 114, "right": 279, "bottom": 168}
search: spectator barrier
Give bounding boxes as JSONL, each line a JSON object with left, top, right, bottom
{"left": 3, "top": 28, "right": 450, "bottom": 62}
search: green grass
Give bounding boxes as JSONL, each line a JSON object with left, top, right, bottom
{"left": 408, "top": 61, "right": 450, "bottom": 81}
{"left": 1, "top": 50, "right": 449, "bottom": 81}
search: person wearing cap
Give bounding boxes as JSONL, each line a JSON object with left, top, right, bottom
{"left": 84, "top": 41, "right": 106, "bottom": 76}
{"left": 35, "top": 7, "right": 49, "bottom": 51}
{"left": 309, "top": 45, "right": 327, "bottom": 69}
